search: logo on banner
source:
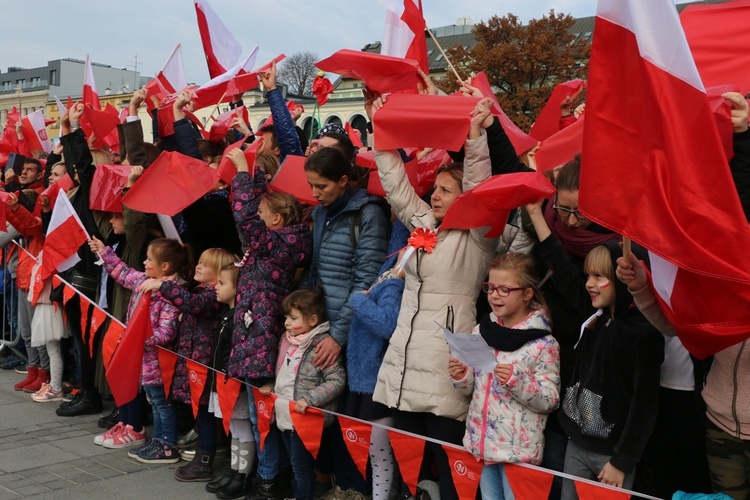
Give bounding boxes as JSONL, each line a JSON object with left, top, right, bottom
{"left": 257, "top": 400, "right": 269, "bottom": 418}
{"left": 345, "top": 428, "right": 368, "bottom": 445}
{"left": 453, "top": 460, "right": 478, "bottom": 480}
{"left": 189, "top": 370, "right": 203, "bottom": 385}
{"left": 38, "top": 129, "right": 48, "bottom": 141}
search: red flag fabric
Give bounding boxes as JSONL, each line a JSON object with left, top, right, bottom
{"left": 61, "top": 280, "right": 76, "bottom": 305}
{"left": 226, "top": 54, "right": 286, "bottom": 97}
{"left": 194, "top": 0, "right": 242, "bottom": 79}
{"left": 0, "top": 107, "right": 20, "bottom": 156}
{"left": 21, "top": 109, "right": 52, "bottom": 153}
{"left": 209, "top": 106, "right": 249, "bottom": 142}
{"left": 580, "top": 0, "right": 750, "bottom": 358}
{"left": 289, "top": 403, "right": 326, "bottom": 459}
{"left": 217, "top": 136, "right": 260, "bottom": 185}
{"left": 387, "top": 430, "right": 426, "bottom": 496}
{"left": 33, "top": 174, "right": 74, "bottom": 217}
{"left": 316, "top": 50, "right": 421, "bottom": 95}
{"left": 122, "top": 151, "right": 220, "bottom": 216}
{"left": 368, "top": 158, "right": 421, "bottom": 198}
{"left": 380, "top": 0, "right": 429, "bottom": 73}
{"left": 250, "top": 387, "right": 276, "bottom": 452}
{"left": 706, "top": 84, "right": 739, "bottom": 161}
{"left": 529, "top": 79, "right": 586, "bottom": 142}
{"left": 534, "top": 117, "right": 584, "bottom": 173}
{"left": 574, "top": 480, "right": 631, "bottom": 500}
{"left": 157, "top": 348, "right": 178, "bottom": 399}
{"left": 442, "top": 446, "right": 483, "bottom": 500}
{"left": 89, "top": 163, "right": 130, "bottom": 212}
{"left": 441, "top": 172, "right": 556, "bottom": 237}
{"left": 40, "top": 192, "right": 88, "bottom": 281}
{"left": 216, "top": 375, "right": 242, "bottom": 435}
{"left": 82, "top": 104, "right": 119, "bottom": 148}
{"left": 185, "top": 360, "right": 209, "bottom": 418}
{"left": 681, "top": 0, "right": 750, "bottom": 93}
{"left": 373, "top": 94, "right": 481, "bottom": 151}
{"left": 504, "top": 463, "right": 555, "bottom": 499}
{"left": 101, "top": 320, "right": 125, "bottom": 371}
{"left": 411, "top": 148, "right": 451, "bottom": 195}
{"left": 80, "top": 300, "right": 93, "bottom": 357}
{"left": 337, "top": 416, "right": 373, "bottom": 480}
{"left": 355, "top": 150, "right": 377, "bottom": 170}
{"left": 83, "top": 54, "right": 101, "bottom": 110}
{"left": 472, "top": 72, "right": 539, "bottom": 155}
{"left": 106, "top": 293, "right": 153, "bottom": 406}
{"left": 270, "top": 155, "right": 318, "bottom": 206}
{"left": 345, "top": 122, "right": 364, "bottom": 149}
{"left": 312, "top": 75, "right": 334, "bottom": 107}
{"left": 0, "top": 192, "right": 10, "bottom": 234}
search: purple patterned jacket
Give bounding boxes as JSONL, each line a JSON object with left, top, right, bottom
{"left": 102, "top": 247, "right": 180, "bottom": 386}
{"left": 158, "top": 281, "right": 223, "bottom": 404}
{"left": 228, "top": 170, "right": 312, "bottom": 379}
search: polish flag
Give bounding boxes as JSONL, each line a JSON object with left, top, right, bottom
{"left": 379, "top": 0, "right": 429, "bottom": 73}
{"left": 21, "top": 109, "right": 52, "bottom": 153}
{"left": 40, "top": 191, "right": 88, "bottom": 281}
{"left": 83, "top": 54, "right": 101, "bottom": 110}
{"left": 579, "top": 0, "right": 750, "bottom": 358}
{"left": 192, "top": 46, "right": 259, "bottom": 110}
{"left": 194, "top": 0, "right": 242, "bottom": 79}
{"left": 54, "top": 95, "right": 67, "bottom": 117}
{"left": 145, "top": 44, "right": 188, "bottom": 112}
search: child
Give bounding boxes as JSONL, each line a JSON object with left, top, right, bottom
{"left": 558, "top": 243, "right": 663, "bottom": 497}
{"left": 225, "top": 148, "right": 312, "bottom": 498}
{"left": 89, "top": 236, "right": 187, "bottom": 463}
{"left": 259, "top": 289, "right": 346, "bottom": 500}
{"left": 139, "top": 248, "right": 238, "bottom": 482}
{"left": 449, "top": 253, "right": 561, "bottom": 500}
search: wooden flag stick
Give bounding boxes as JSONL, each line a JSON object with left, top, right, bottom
{"left": 426, "top": 27, "right": 463, "bottom": 84}
{"left": 206, "top": 91, "right": 228, "bottom": 125}
{"left": 622, "top": 237, "right": 632, "bottom": 260}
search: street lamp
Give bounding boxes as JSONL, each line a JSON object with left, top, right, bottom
{"left": 15, "top": 84, "right": 22, "bottom": 112}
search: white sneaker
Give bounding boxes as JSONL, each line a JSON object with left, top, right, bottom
{"left": 30, "top": 384, "right": 64, "bottom": 403}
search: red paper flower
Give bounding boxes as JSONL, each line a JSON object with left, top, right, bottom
{"left": 408, "top": 227, "right": 438, "bottom": 254}
{"left": 312, "top": 72, "right": 334, "bottom": 106}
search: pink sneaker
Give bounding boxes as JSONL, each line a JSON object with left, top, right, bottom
{"left": 94, "top": 421, "right": 124, "bottom": 446}
{"left": 30, "top": 384, "right": 64, "bottom": 403}
{"left": 104, "top": 424, "right": 146, "bottom": 449}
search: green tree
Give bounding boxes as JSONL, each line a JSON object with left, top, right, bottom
{"left": 437, "top": 10, "right": 590, "bottom": 131}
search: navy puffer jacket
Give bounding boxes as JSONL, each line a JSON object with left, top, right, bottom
{"left": 300, "top": 189, "right": 390, "bottom": 346}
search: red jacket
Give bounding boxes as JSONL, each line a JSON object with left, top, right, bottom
{"left": 6, "top": 204, "right": 44, "bottom": 291}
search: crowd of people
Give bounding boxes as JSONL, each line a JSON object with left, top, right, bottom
{"left": 0, "top": 58, "right": 748, "bottom": 500}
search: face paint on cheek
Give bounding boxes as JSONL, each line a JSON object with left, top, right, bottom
{"left": 598, "top": 279, "right": 612, "bottom": 289}
{"left": 292, "top": 325, "right": 304, "bottom": 331}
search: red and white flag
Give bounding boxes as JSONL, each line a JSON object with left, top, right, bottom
{"left": 379, "top": 0, "right": 429, "bottom": 73}
{"left": 145, "top": 44, "right": 188, "bottom": 111}
{"left": 40, "top": 191, "right": 88, "bottom": 281}
{"left": 192, "top": 46, "right": 259, "bottom": 110}
{"left": 21, "top": 109, "right": 52, "bottom": 153}
{"left": 579, "top": 0, "right": 750, "bottom": 358}
{"left": 83, "top": 54, "right": 101, "bottom": 110}
{"left": 194, "top": 0, "right": 242, "bottom": 79}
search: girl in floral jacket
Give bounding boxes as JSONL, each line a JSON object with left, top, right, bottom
{"left": 449, "top": 253, "right": 560, "bottom": 500}
{"left": 90, "top": 237, "right": 189, "bottom": 464}
{"left": 139, "top": 247, "right": 238, "bottom": 482}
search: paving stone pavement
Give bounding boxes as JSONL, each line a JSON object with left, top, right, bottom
{"left": 0, "top": 367, "right": 229, "bottom": 499}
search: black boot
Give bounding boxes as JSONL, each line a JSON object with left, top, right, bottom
{"left": 174, "top": 447, "right": 214, "bottom": 482}
{"left": 56, "top": 389, "right": 103, "bottom": 416}
{"left": 216, "top": 472, "right": 248, "bottom": 499}
{"left": 248, "top": 478, "right": 278, "bottom": 500}
{"left": 206, "top": 468, "right": 237, "bottom": 493}
{"left": 98, "top": 407, "right": 120, "bottom": 429}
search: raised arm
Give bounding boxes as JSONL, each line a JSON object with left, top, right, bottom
{"left": 260, "top": 62, "right": 303, "bottom": 162}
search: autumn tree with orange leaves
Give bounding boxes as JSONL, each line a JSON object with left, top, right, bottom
{"left": 437, "top": 10, "right": 590, "bottom": 131}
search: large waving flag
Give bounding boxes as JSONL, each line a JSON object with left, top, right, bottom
{"left": 144, "top": 44, "right": 188, "bottom": 111}
{"left": 83, "top": 54, "right": 101, "bottom": 110}
{"left": 41, "top": 191, "right": 88, "bottom": 281}
{"left": 579, "top": 0, "right": 750, "bottom": 358}
{"left": 379, "top": 0, "right": 429, "bottom": 73}
{"left": 194, "top": 0, "right": 242, "bottom": 79}
{"left": 191, "top": 46, "right": 259, "bottom": 110}
{"left": 21, "top": 109, "right": 53, "bottom": 153}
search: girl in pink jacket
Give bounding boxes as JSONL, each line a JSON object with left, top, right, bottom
{"left": 449, "top": 253, "right": 561, "bottom": 500}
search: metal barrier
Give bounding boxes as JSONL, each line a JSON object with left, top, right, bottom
{"left": 0, "top": 243, "right": 26, "bottom": 360}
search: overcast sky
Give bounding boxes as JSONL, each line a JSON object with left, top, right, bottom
{"left": 0, "top": 0, "right": 698, "bottom": 85}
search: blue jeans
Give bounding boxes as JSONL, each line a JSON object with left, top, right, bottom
{"left": 281, "top": 430, "right": 316, "bottom": 500}
{"left": 143, "top": 385, "right": 176, "bottom": 445}
{"left": 247, "top": 378, "right": 287, "bottom": 480}
{"left": 480, "top": 463, "right": 515, "bottom": 500}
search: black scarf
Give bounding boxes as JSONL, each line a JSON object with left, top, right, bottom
{"left": 479, "top": 315, "right": 550, "bottom": 352}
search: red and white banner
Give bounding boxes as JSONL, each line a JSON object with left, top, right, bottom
{"left": 192, "top": 46, "right": 259, "bottom": 110}
{"left": 194, "top": 0, "right": 243, "bottom": 79}
{"left": 83, "top": 54, "right": 101, "bottom": 110}
{"left": 579, "top": 0, "right": 750, "bottom": 358}
{"left": 40, "top": 191, "right": 88, "bottom": 281}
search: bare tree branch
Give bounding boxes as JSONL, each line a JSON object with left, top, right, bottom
{"left": 277, "top": 52, "right": 319, "bottom": 97}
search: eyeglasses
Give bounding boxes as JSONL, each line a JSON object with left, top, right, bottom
{"left": 482, "top": 282, "right": 525, "bottom": 296}
{"left": 552, "top": 205, "right": 587, "bottom": 221}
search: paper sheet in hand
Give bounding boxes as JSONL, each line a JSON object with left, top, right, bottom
{"left": 440, "top": 325, "right": 498, "bottom": 373}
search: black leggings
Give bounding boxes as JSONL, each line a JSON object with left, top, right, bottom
{"left": 391, "top": 409, "right": 465, "bottom": 500}
{"left": 65, "top": 295, "right": 98, "bottom": 391}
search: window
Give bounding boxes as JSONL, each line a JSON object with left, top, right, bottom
{"left": 427, "top": 50, "right": 434, "bottom": 57}
{"left": 30, "top": 77, "right": 40, "bottom": 87}
{"left": 1, "top": 81, "right": 10, "bottom": 91}
{"left": 16, "top": 79, "right": 25, "bottom": 87}
{"left": 50, "top": 70, "right": 57, "bottom": 85}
